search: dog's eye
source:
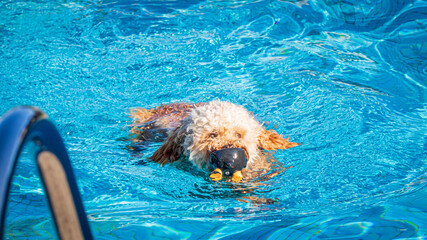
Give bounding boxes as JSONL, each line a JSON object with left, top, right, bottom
{"left": 209, "top": 132, "right": 218, "bottom": 138}
{"left": 235, "top": 133, "right": 242, "bottom": 138}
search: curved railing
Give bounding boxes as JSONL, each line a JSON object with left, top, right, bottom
{"left": 0, "top": 106, "right": 93, "bottom": 239}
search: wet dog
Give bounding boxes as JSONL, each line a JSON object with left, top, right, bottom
{"left": 129, "top": 100, "right": 299, "bottom": 182}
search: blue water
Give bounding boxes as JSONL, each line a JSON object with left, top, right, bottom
{"left": 1, "top": 0, "right": 426, "bottom": 239}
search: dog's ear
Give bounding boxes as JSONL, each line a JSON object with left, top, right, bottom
{"left": 258, "top": 129, "right": 299, "bottom": 150}
{"left": 149, "top": 127, "right": 184, "bottom": 165}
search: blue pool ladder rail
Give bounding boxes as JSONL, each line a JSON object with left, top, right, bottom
{"left": 0, "top": 106, "right": 93, "bottom": 239}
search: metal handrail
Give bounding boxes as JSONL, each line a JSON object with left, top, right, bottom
{"left": 0, "top": 106, "right": 93, "bottom": 239}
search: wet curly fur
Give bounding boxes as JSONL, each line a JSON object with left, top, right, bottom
{"left": 130, "top": 100, "right": 299, "bottom": 180}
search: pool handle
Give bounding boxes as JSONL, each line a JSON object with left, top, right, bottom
{"left": 38, "top": 151, "right": 84, "bottom": 240}
{"left": 0, "top": 106, "right": 93, "bottom": 239}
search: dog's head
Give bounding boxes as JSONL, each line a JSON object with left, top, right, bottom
{"left": 150, "top": 100, "right": 299, "bottom": 170}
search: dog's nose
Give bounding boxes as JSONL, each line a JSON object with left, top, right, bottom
{"left": 222, "top": 144, "right": 234, "bottom": 149}
{"left": 210, "top": 148, "right": 247, "bottom": 176}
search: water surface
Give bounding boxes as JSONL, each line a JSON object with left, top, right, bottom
{"left": 1, "top": 0, "right": 426, "bottom": 239}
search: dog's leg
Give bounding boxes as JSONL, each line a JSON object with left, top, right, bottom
{"left": 231, "top": 170, "right": 244, "bottom": 183}
{"left": 209, "top": 168, "right": 223, "bottom": 181}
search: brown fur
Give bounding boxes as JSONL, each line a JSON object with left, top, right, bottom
{"left": 130, "top": 103, "right": 203, "bottom": 135}
{"left": 258, "top": 129, "right": 300, "bottom": 150}
{"left": 148, "top": 127, "right": 185, "bottom": 165}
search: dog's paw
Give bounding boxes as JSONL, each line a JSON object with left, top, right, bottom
{"left": 209, "top": 168, "right": 223, "bottom": 181}
{"left": 231, "top": 170, "right": 244, "bottom": 183}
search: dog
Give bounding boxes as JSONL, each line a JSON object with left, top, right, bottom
{"left": 129, "top": 100, "right": 299, "bottom": 182}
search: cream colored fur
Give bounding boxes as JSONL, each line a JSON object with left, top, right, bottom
{"left": 182, "top": 101, "right": 263, "bottom": 170}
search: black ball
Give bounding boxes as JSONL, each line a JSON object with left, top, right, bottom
{"left": 210, "top": 148, "right": 247, "bottom": 176}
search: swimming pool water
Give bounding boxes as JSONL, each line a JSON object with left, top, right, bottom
{"left": 1, "top": 0, "right": 426, "bottom": 239}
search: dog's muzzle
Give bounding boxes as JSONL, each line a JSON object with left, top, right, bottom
{"left": 210, "top": 148, "right": 247, "bottom": 176}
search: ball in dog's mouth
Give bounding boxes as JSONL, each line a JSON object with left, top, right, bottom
{"left": 210, "top": 148, "right": 247, "bottom": 176}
